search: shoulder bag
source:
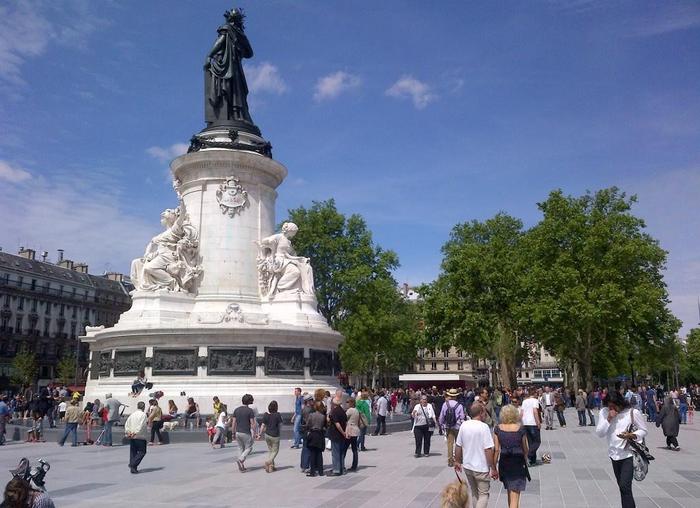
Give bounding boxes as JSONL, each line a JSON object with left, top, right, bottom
{"left": 626, "top": 409, "right": 654, "bottom": 481}
{"left": 420, "top": 405, "right": 436, "bottom": 430}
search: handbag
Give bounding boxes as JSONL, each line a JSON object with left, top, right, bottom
{"left": 626, "top": 409, "right": 654, "bottom": 481}
{"left": 420, "top": 405, "right": 436, "bottom": 430}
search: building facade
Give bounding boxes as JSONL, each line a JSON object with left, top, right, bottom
{"left": 0, "top": 247, "right": 132, "bottom": 389}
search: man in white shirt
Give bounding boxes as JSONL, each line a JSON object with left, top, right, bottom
{"left": 454, "top": 403, "right": 498, "bottom": 508}
{"left": 124, "top": 401, "right": 148, "bottom": 474}
{"left": 372, "top": 391, "right": 389, "bottom": 436}
{"left": 540, "top": 386, "right": 555, "bottom": 430}
{"left": 521, "top": 391, "right": 541, "bottom": 466}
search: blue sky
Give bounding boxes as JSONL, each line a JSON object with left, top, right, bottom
{"left": 1, "top": 1, "right": 699, "bottom": 335}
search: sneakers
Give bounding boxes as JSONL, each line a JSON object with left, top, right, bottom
{"left": 236, "top": 459, "right": 246, "bottom": 472}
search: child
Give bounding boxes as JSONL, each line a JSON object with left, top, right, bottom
{"left": 205, "top": 417, "right": 216, "bottom": 444}
{"left": 58, "top": 399, "right": 67, "bottom": 421}
{"left": 212, "top": 411, "right": 228, "bottom": 448}
{"left": 26, "top": 411, "right": 44, "bottom": 442}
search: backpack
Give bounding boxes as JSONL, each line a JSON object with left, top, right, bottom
{"left": 445, "top": 402, "right": 458, "bottom": 427}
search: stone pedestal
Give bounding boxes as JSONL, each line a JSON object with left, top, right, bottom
{"left": 82, "top": 146, "right": 343, "bottom": 414}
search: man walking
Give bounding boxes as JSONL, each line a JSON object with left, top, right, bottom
{"left": 541, "top": 386, "right": 555, "bottom": 430}
{"left": 102, "top": 393, "right": 124, "bottom": 447}
{"left": 291, "top": 387, "right": 303, "bottom": 448}
{"left": 454, "top": 403, "right": 498, "bottom": 508}
{"left": 439, "top": 388, "right": 466, "bottom": 467}
{"left": 356, "top": 390, "right": 371, "bottom": 451}
{"left": 231, "top": 394, "right": 257, "bottom": 472}
{"left": 58, "top": 400, "right": 82, "bottom": 447}
{"left": 125, "top": 401, "right": 148, "bottom": 474}
{"left": 372, "top": 391, "right": 389, "bottom": 436}
{"left": 521, "top": 391, "right": 541, "bottom": 466}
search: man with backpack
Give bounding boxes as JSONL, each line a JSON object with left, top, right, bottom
{"left": 439, "top": 388, "right": 466, "bottom": 467}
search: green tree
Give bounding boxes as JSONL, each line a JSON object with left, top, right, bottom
{"left": 684, "top": 328, "right": 700, "bottom": 384}
{"left": 421, "top": 213, "right": 528, "bottom": 389}
{"left": 57, "top": 354, "right": 76, "bottom": 386}
{"left": 523, "top": 188, "right": 679, "bottom": 390}
{"left": 284, "top": 199, "right": 420, "bottom": 385}
{"left": 11, "top": 347, "right": 38, "bottom": 390}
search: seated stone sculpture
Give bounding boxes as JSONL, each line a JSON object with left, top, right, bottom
{"left": 131, "top": 207, "right": 202, "bottom": 293}
{"left": 257, "top": 222, "right": 315, "bottom": 299}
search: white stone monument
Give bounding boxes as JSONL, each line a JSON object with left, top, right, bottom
{"left": 81, "top": 9, "right": 342, "bottom": 413}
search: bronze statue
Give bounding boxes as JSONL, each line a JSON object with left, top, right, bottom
{"left": 203, "top": 8, "right": 260, "bottom": 135}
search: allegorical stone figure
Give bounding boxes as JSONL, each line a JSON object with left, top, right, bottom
{"left": 257, "top": 223, "right": 315, "bottom": 299}
{"left": 130, "top": 207, "right": 202, "bottom": 293}
{"left": 203, "top": 7, "right": 259, "bottom": 134}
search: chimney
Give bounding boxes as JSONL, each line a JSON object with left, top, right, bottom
{"left": 57, "top": 249, "right": 64, "bottom": 262}
{"left": 58, "top": 259, "right": 74, "bottom": 270}
{"left": 105, "top": 272, "right": 124, "bottom": 282}
{"left": 18, "top": 247, "right": 36, "bottom": 260}
{"left": 73, "top": 263, "right": 89, "bottom": 274}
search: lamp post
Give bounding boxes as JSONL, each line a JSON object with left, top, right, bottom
{"left": 628, "top": 353, "right": 634, "bottom": 387}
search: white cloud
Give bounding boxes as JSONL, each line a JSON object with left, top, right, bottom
{"left": 313, "top": 71, "right": 361, "bottom": 102}
{"left": 628, "top": 5, "right": 700, "bottom": 37}
{"left": 0, "top": 160, "right": 32, "bottom": 183}
{"left": 245, "top": 62, "right": 287, "bottom": 95}
{"left": 385, "top": 75, "right": 436, "bottom": 109}
{"left": 146, "top": 143, "right": 189, "bottom": 163}
{"left": 0, "top": 169, "right": 158, "bottom": 276}
{"left": 0, "top": 2, "right": 104, "bottom": 86}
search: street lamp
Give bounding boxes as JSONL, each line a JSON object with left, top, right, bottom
{"left": 628, "top": 353, "right": 634, "bottom": 387}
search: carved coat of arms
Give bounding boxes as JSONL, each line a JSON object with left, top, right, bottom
{"left": 216, "top": 176, "right": 249, "bottom": 217}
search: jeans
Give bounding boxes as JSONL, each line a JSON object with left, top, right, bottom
{"left": 301, "top": 441, "right": 310, "bottom": 470}
{"left": 587, "top": 408, "right": 595, "bottom": 425}
{"left": 103, "top": 421, "right": 114, "bottom": 446}
{"left": 293, "top": 414, "right": 302, "bottom": 446}
{"left": 265, "top": 434, "right": 280, "bottom": 466}
{"left": 465, "top": 469, "right": 491, "bottom": 508}
{"left": 346, "top": 436, "right": 358, "bottom": 470}
{"left": 647, "top": 404, "right": 656, "bottom": 422}
{"left": 358, "top": 425, "right": 368, "bottom": 449}
{"left": 577, "top": 410, "right": 586, "bottom": 426}
{"left": 374, "top": 415, "right": 386, "bottom": 435}
{"left": 494, "top": 405, "right": 501, "bottom": 423}
{"left": 150, "top": 420, "right": 163, "bottom": 443}
{"left": 413, "top": 424, "right": 431, "bottom": 455}
{"left": 524, "top": 425, "right": 540, "bottom": 464}
{"left": 679, "top": 403, "right": 688, "bottom": 424}
{"left": 212, "top": 427, "right": 226, "bottom": 447}
{"left": 611, "top": 456, "right": 635, "bottom": 508}
{"left": 236, "top": 432, "right": 254, "bottom": 462}
{"left": 331, "top": 439, "right": 346, "bottom": 474}
{"left": 59, "top": 422, "right": 78, "bottom": 446}
{"left": 555, "top": 407, "right": 566, "bottom": 426}
{"left": 129, "top": 439, "right": 147, "bottom": 469}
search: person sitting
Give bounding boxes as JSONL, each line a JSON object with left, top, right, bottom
{"left": 130, "top": 370, "right": 149, "bottom": 397}
{"left": 184, "top": 398, "right": 200, "bottom": 429}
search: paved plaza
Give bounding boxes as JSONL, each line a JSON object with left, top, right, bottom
{"left": 2, "top": 408, "right": 699, "bottom": 508}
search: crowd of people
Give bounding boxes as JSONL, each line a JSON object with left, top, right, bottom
{"left": 1, "top": 381, "right": 698, "bottom": 507}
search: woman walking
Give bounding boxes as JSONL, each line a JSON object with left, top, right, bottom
{"left": 656, "top": 396, "right": 680, "bottom": 450}
{"left": 494, "top": 405, "right": 530, "bottom": 508}
{"left": 575, "top": 390, "right": 587, "bottom": 426}
{"left": 345, "top": 398, "right": 361, "bottom": 471}
{"left": 148, "top": 398, "right": 164, "bottom": 445}
{"left": 258, "top": 400, "right": 283, "bottom": 472}
{"left": 595, "top": 391, "right": 648, "bottom": 508}
{"left": 411, "top": 395, "right": 436, "bottom": 458}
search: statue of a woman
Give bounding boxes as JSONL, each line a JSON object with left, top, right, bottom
{"left": 203, "top": 8, "right": 259, "bottom": 135}
{"left": 257, "top": 223, "right": 315, "bottom": 299}
{"left": 130, "top": 208, "right": 201, "bottom": 293}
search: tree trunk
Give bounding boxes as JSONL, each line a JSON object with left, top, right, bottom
{"left": 572, "top": 362, "right": 580, "bottom": 392}
{"left": 583, "top": 327, "right": 593, "bottom": 391}
{"left": 495, "top": 322, "right": 517, "bottom": 390}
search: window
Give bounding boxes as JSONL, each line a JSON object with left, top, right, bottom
{"left": 457, "top": 361, "right": 464, "bottom": 370}
{"left": 443, "top": 361, "right": 449, "bottom": 370}
{"left": 419, "top": 360, "right": 425, "bottom": 371}
{"left": 431, "top": 349, "right": 436, "bottom": 358}
{"left": 525, "top": 372, "right": 529, "bottom": 378}
{"left": 431, "top": 361, "right": 437, "bottom": 371}
{"left": 18, "top": 297, "right": 24, "bottom": 310}
{"left": 31, "top": 299, "right": 37, "bottom": 312}
{"left": 443, "top": 349, "right": 449, "bottom": 358}
{"left": 59, "top": 304, "right": 65, "bottom": 317}
{"left": 15, "top": 316, "right": 23, "bottom": 333}
{"left": 44, "top": 318, "right": 51, "bottom": 337}
{"left": 456, "top": 349, "right": 462, "bottom": 358}
{"left": 30, "top": 279, "right": 36, "bottom": 290}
